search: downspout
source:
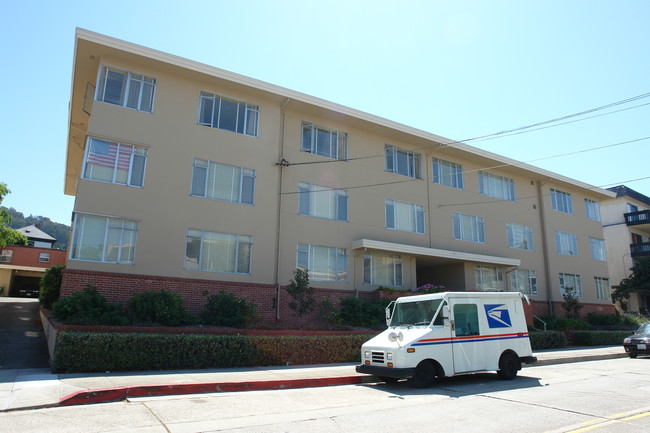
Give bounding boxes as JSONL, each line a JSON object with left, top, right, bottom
{"left": 536, "top": 180, "right": 554, "bottom": 315}
{"left": 274, "top": 98, "right": 291, "bottom": 320}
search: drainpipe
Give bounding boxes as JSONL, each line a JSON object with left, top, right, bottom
{"left": 536, "top": 180, "right": 554, "bottom": 315}
{"left": 274, "top": 98, "right": 291, "bottom": 320}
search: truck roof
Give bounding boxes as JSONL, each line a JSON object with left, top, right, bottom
{"left": 395, "top": 291, "right": 525, "bottom": 303}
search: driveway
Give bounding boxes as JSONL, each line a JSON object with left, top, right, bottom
{"left": 0, "top": 298, "right": 49, "bottom": 369}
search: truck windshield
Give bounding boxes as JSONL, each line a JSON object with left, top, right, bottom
{"left": 391, "top": 299, "right": 443, "bottom": 327}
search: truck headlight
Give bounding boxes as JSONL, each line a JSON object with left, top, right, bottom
{"left": 387, "top": 352, "right": 393, "bottom": 361}
{"left": 364, "top": 351, "right": 370, "bottom": 359}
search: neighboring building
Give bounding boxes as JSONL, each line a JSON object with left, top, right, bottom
{"left": 0, "top": 226, "right": 66, "bottom": 297}
{"left": 602, "top": 185, "right": 650, "bottom": 313}
{"left": 62, "top": 29, "right": 616, "bottom": 323}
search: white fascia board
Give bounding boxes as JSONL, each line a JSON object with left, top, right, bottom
{"left": 352, "top": 239, "right": 521, "bottom": 267}
{"left": 0, "top": 264, "right": 48, "bottom": 272}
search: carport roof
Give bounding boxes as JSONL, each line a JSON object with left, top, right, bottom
{"left": 351, "top": 239, "right": 521, "bottom": 267}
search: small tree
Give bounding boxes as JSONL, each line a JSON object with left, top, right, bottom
{"left": 287, "top": 268, "right": 315, "bottom": 317}
{"left": 0, "top": 183, "right": 28, "bottom": 248}
{"left": 39, "top": 265, "right": 65, "bottom": 309}
{"left": 562, "top": 287, "right": 583, "bottom": 319}
{"left": 612, "top": 257, "right": 650, "bottom": 305}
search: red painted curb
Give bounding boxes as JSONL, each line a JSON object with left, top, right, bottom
{"left": 59, "top": 376, "right": 365, "bottom": 407}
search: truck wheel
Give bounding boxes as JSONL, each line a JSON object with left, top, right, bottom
{"left": 497, "top": 352, "right": 520, "bottom": 380}
{"left": 408, "top": 361, "right": 436, "bottom": 388}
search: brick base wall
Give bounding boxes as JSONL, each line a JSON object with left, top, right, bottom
{"left": 60, "top": 269, "right": 372, "bottom": 327}
{"left": 530, "top": 299, "right": 616, "bottom": 320}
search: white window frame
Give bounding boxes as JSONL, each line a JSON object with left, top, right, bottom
{"left": 555, "top": 231, "right": 579, "bottom": 256}
{"left": 197, "top": 91, "right": 259, "bottom": 137}
{"left": 301, "top": 122, "right": 347, "bottom": 160}
{"left": 506, "top": 223, "right": 534, "bottom": 250}
{"left": 385, "top": 145, "right": 421, "bottom": 178}
{"left": 70, "top": 214, "right": 139, "bottom": 264}
{"left": 432, "top": 157, "right": 464, "bottom": 189}
{"left": 584, "top": 199, "right": 601, "bottom": 221}
{"left": 478, "top": 171, "right": 516, "bottom": 202}
{"left": 298, "top": 182, "right": 348, "bottom": 222}
{"left": 0, "top": 249, "right": 12, "bottom": 263}
{"left": 453, "top": 212, "right": 485, "bottom": 243}
{"left": 385, "top": 199, "right": 425, "bottom": 234}
{"left": 190, "top": 159, "right": 255, "bottom": 205}
{"left": 96, "top": 65, "right": 156, "bottom": 112}
{"left": 589, "top": 238, "right": 607, "bottom": 261}
{"left": 184, "top": 229, "right": 252, "bottom": 274}
{"left": 510, "top": 269, "right": 538, "bottom": 296}
{"left": 560, "top": 273, "right": 582, "bottom": 298}
{"left": 475, "top": 265, "right": 505, "bottom": 291}
{"left": 362, "top": 253, "right": 403, "bottom": 287}
{"left": 38, "top": 253, "right": 50, "bottom": 263}
{"left": 595, "top": 277, "right": 610, "bottom": 300}
{"left": 296, "top": 243, "right": 348, "bottom": 282}
{"left": 83, "top": 137, "right": 148, "bottom": 187}
{"left": 551, "top": 188, "right": 574, "bottom": 214}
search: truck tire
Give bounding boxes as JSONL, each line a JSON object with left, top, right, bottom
{"left": 497, "top": 352, "right": 520, "bottom": 380}
{"left": 408, "top": 361, "right": 437, "bottom": 388}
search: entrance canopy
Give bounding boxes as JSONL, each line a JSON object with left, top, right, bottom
{"left": 351, "top": 239, "right": 520, "bottom": 267}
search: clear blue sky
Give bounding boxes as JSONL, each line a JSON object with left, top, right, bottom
{"left": 2, "top": 0, "right": 649, "bottom": 225}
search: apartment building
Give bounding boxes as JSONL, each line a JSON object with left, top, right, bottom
{"left": 602, "top": 185, "right": 650, "bottom": 313}
{"left": 62, "top": 29, "right": 615, "bottom": 323}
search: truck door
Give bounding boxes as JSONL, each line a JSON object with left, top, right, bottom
{"left": 451, "top": 300, "right": 486, "bottom": 373}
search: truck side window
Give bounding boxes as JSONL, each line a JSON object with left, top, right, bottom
{"left": 454, "top": 304, "right": 479, "bottom": 336}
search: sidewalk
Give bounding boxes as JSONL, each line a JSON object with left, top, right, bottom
{"left": 0, "top": 346, "right": 627, "bottom": 412}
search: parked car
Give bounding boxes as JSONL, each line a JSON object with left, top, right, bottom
{"left": 623, "top": 323, "right": 650, "bottom": 358}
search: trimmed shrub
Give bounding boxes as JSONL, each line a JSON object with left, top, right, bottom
{"left": 571, "top": 330, "right": 632, "bottom": 346}
{"left": 52, "top": 332, "right": 376, "bottom": 373}
{"left": 39, "top": 265, "right": 64, "bottom": 309}
{"left": 53, "top": 285, "right": 129, "bottom": 326}
{"left": 338, "top": 297, "right": 389, "bottom": 329}
{"left": 128, "top": 290, "right": 195, "bottom": 326}
{"left": 543, "top": 317, "right": 589, "bottom": 331}
{"left": 201, "top": 291, "right": 257, "bottom": 328}
{"left": 529, "top": 331, "right": 568, "bottom": 350}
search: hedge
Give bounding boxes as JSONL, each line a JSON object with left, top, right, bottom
{"left": 570, "top": 330, "right": 632, "bottom": 346}
{"left": 529, "top": 331, "right": 567, "bottom": 350}
{"left": 52, "top": 332, "right": 376, "bottom": 373}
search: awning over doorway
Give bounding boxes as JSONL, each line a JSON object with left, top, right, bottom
{"left": 351, "top": 239, "right": 520, "bottom": 267}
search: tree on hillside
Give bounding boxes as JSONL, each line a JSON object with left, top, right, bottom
{"left": 612, "top": 257, "right": 650, "bottom": 309}
{"left": 1, "top": 207, "right": 71, "bottom": 250}
{"left": 0, "top": 183, "right": 28, "bottom": 248}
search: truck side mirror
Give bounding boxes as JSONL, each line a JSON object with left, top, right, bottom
{"left": 385, "top": 301, "right": 395, "bottom": 326}
{"left": 442, "top": 305, "right": 450, "bottom": 318}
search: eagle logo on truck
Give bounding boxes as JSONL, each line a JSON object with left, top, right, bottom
{"left": 485, "top": 304, "right": 512, "bottom": 328}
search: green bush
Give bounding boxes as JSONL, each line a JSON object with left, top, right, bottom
{"left": 200, "top": 291, "right": 257, "bottom": 328}
{"left": 541, "top": 316, "right": 589, "bottom": 331}
{"left": 338, "top": 297, "right": 389, "bottom": 329}
{"left": 52, "top": 332, "right": 375, "bottom": 373}
{"left": 571, "top": 330, "right": 632, "bottom": 346}
{"left": 39, "top": 265, "right": 64, "bottom": 309}
{"left": 128, "top": 290, "right": 195, "bottom": 326}
{"left": 529, "top": 331, "right": 568, "bottom": 350}
{"left": 53, "top": 285, "right": 129, "bottom": 326}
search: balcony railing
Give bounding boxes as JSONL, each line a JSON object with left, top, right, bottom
{"left": 625, "top": 209, "right": 650, "bottom": 226}
{"left": 631, "top": 242, "right": 650, "bottom": 257}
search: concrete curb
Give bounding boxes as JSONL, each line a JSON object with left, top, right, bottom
{"left": 533, "top": 351, "right": 628, "bottom": 367}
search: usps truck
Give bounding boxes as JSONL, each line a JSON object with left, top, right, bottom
{"left": 356, "top": 291, "right": 537, "bottom": 387}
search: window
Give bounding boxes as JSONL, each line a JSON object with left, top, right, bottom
{"left": 432, "top": 158, "right": 463, "bottom": 189}
{"left": 590, "top": 238, "right": 607, "bottom": 261}
{"left": 478, "top": 171, "right": 515, "bottom": 201}
{"left": 475, "top": 265, "right": 504, "bottom": 291}
{"left": 297, "top": 243, "right": 348, "bottom": 281}
{"left": 454, "top": 304, "right": 479, "bottom": 336}
{"left": 453, "top": 212, "right": 485, "bottom": 243}
{"left": 510, "top": 269, "right": 538, "bottom": 296}
{"left": 555, "top": 231, "right": 578, "bottom": 256}
{"left": 627, "top": 203, "right": 639, "bottom": 213}
{"left": 385, "top": 145, "right": 421, "bottom": 178}
{"left": 0, "top": 249, "right": 12, "bottom": 263}
{"left": 298, "top": 182, "right": 348, "bottom": 221}
{"left": 559, "top": 273, "right": 582, "bottom": 297}
{"left": 96, "top": 66, "right": 155, "bottom": 112}
{"left": 83, "top": 138, "right": 147, "bottom": 187}
{"left": 385, "top": 199, "right": 425, "bottom": 234}
{"left": 584, "top": 199, "right": 601, "bottom": 221}
{"left": 632, "top": 233, "right": 643, "bottom": 244}
{"left": 185, "top": 229, "right": 252, "bottom": 274}
{"left": 198, "top": 91, "right": 259, "bottom": 137}
{"left": 38, "top": 253, "right": 50, "bottom": 263}
{"left": 301, "top": 122, "right": 347, "bottom": 160}
{"left": 71, "top": 214, "right": 138, "bottom": 264}
{"left": 595, "top": 277, "right": 610, "bottom": 300}
{"left": 551, "top": 188, "right": 573, "bottom": 214}
{"left": 191, "top": 159, "right": 255, "bottom": 205}
{"left": 506, "top": 223, "right": 534, "bottom": 250}
{"left": 363, "top": 253, "right": 403, "bottom": 287}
